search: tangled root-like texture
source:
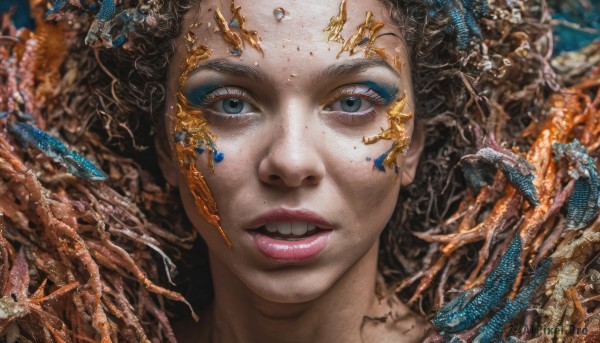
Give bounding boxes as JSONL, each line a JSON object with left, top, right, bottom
{"left": 377, "top": 1, "right": 600, "bottom": 341}
{"left": 0, "top": 1, "right": 198, "bottom": 341}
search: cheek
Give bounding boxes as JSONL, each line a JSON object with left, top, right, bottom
{"left": 186, "top": 137, "right": 257, "bottom": 225}
{"left": 325, "top": 137, "right": 402, "bottom": 225}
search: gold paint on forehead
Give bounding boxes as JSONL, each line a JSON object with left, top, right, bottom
{"left": 175, "top": 35, "right": 232, "bottom": 247}
{"left": 214, "top": 0, "right": 263, "bottom": 56}
{"left": 323, "top": 0, "right": 347, "bottom": 43}
{"left": 337, "top": 11, "right": 384, "bottom": 58}
{"left": 214, "top": 7, "right": 244, "bottom": 55}
{"left": 230, "top": 0, "right": 263, "bottom": 55}
{"left": 362, "top": 92, "right": 413, "bottom": 170}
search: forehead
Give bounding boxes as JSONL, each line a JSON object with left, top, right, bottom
{"left": 177, "top": 0, "right": 407, "bottom": 69}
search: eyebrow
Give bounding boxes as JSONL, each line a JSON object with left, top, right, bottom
{"left": 317, "top": 57, "right": 400, "bottom": 81}
{"left": 187, "top": 57, "right": 399, "bottom": 84}
{"left": 188, "top": 59, "right": 269, "bottom": 82}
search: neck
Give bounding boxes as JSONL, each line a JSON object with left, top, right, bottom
{"left": 204, "top": 240, "right": 423, "bottom": 343}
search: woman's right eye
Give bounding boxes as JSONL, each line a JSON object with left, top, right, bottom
{"left": 185, "top": 87, "right": 257, "bottom": 117}
{"left": 216, "top": 97, "right": 250, "bottom": 114}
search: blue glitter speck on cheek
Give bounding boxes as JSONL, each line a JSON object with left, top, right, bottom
{"left": 374, "top": 151, "right": 388, "bottom": 172}
{"left": 360, "top": 81, "right": 398, "bottom": 105}
{"left": 213, "top": 151, "right": 225, "bottom": 163}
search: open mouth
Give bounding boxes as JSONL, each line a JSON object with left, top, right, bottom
{"left": 255, "top": 222, "right": 324, "bottom": 241}
{"left": 248, "top": 221, "right": 333, "bottom": 261}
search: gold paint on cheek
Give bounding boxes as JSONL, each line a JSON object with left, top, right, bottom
{"left": 337, "top": 11, "right": 384, "bottom": 58}
{"left": 214, "top": 0, "right": 263, "bottom": 56}
{"left": 323, "top": 0, "right": 347, "bottom": 43}
{"left": 175, "top": 34, "right": 232, "bottom": 247}
{"left": 362, "top": 92, "right": 413, "bottom": 170}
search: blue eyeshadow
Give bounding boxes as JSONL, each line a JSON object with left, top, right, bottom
{"left": 184, "top": 84, "right": 221, "bottom": 105}
{"left": 360, "top": 81, "right": 398, "bottom": 105}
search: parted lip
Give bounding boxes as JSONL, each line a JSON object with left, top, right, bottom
{"left": 246, "top": 208, "right": 334, "bottom": 230}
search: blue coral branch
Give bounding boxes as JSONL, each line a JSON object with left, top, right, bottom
{"left": 47, "top": 0, "right": 148, "bottom": 49}
{"left": 8, "top": 122, "right": 108, "bottom": 181}
{"left": 552, "top": 139, "right": 600, "bottom": 230}
{"left": 47, "top": 0, "right": 99, "bottom": 16}
{"left": 96, "top": 0, "right": 116, "bottom": 21}
{"left": 472, "top": 258, "right": 551, "bottom": 343}
{"left": 432, "top": 236, "right": 523, "bottom": 333}
{"left": 427, "top": 0, "right": 488, "bottom": 49}
{"left": 461, "top": 147, "right": 539, "bottom": 206}
{"left": 86, "top": 5, "right": 146, "bottom": 48}
{"left": 46, "top": 0, "right": 68, "bottom": 15}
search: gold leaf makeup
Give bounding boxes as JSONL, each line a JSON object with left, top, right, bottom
{"left": 323, "top": 0, "right": 347, "bottom": 43}
{"left": 180, "top": 32, "right": 211, "bottom": 85}
{"left": 337, "top": 11, "right": 384, "bottom": 58}
{"left": 214, "top": 7, "right": 244, "bottom": 55}
{"left": 175, "top": 32, "right": 232, "bottom": 247}
{"left": 391, "top": 52, "right": 403, "bottom": 73}
{"left": 214, "top": 0, "right": 263, "bottom": 56}
{"left": 230, "top": 0, "right": 263, "bottom": 55}
{"left": 362, "top": 92, "right": 413, "bottom": 172}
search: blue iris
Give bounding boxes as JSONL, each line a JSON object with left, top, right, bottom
{"left": 223, "top": 98, "right": 243, "bottom": 114}
{"left": 340, "top": 97, "right": 362, "bottom": 112}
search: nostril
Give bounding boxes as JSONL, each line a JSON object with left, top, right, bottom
{"left": 269, "top": 175, "right": 280, "bottom": 181}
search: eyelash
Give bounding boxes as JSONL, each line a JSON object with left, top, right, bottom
{"left": 190, "top": 87, "right": 258, "bottom": 123}
{"left": 194, "top": 87, "right": 249, "bottom": 107}
{"left": 186, "top": 84, "right": 391, "bottom": 125}
{"left": 322, "top": 85, "right": 389, "bottom": 125}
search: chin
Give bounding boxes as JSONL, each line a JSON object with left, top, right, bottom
{"left": 240, "top": 267, "right": 338, "bottom": 304}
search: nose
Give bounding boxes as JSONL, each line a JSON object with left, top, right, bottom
{"left": 258, "top": 106, "right": 326, "bottom": 188}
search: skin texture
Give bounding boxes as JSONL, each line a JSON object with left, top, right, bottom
{"left": 161, "top": 0, "right": 428, "bottom": 341}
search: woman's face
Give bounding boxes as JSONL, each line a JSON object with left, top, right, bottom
{"left": 164, "top": 0, "right": 419, "bottom": 302}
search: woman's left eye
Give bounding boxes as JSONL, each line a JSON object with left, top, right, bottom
{"left": 335, "top": 96, "right": 368, "bottom": 113}
{"left": 323, "top": 85, "right": 388, "bottom": 114}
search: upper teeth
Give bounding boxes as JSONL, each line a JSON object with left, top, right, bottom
{"left": 265, "top": 222, "right": 318, "bottom": 235}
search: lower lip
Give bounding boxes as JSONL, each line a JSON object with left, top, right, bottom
{"left": 249, "top": 230, "right": 332, "bottom": 261}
